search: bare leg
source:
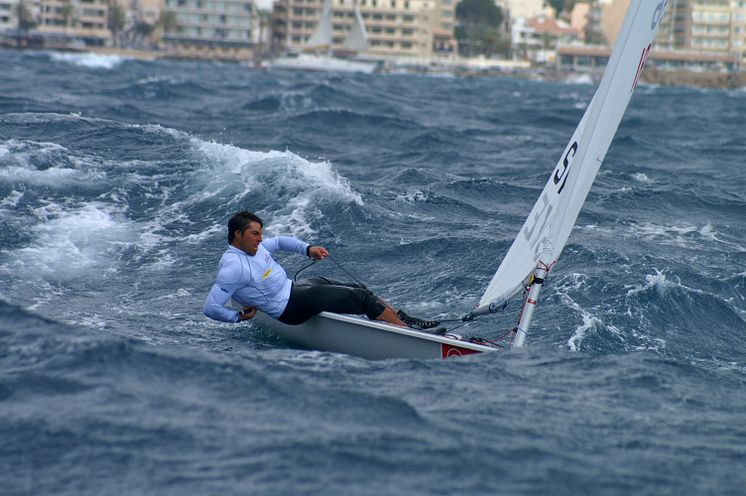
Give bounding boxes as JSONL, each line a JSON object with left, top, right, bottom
{"left": 373, "top": 300, "right": 408, "bottom": 327}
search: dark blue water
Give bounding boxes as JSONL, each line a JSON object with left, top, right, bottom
{"left": 2, "top": 49, "right": 745, "bottom": 495}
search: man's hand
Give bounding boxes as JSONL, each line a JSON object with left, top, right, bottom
{"left": 308, "top": 245, "right": 329, "bottom": 260}
{"left": 238, "top": 306, "right": 257, "bottom": 320}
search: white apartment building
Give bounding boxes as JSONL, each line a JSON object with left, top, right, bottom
{"left": 162, "top": 0, "right": 258, "bottom": 54}
{"left": 559, "top": 0, "right": 746, "bottom": 72}
{"left": 655, "top": 0, "right": 745, "bottom": 67}
{"left": 495, "top": 0, "right": 546, "bottom": 21}
{"left": 35, "top": 0, "right": 110, "bottom": 45}
{"left": 1, "top": 0, "right": 18, "bottom": 32}
{"left": 272, "top": 0, "right": 455, "bottom": 58}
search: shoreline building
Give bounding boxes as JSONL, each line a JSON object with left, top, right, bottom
{"left": 494, "top": 0, "right": 545, "bottom": 22}
{"left": 271, "top": 0, "right": 456, "bottom": 59}
{"left": 0, "top": 0, "right": 110, "bottom": 47}
{"left": 656, "top": 0, "right": 745, "bottom": 68}
{"left": 37, "top": 0, "right": 110, "bottom": 46}
{"left": 162, "top": 0, "right": 259, "bottom": 58}
{"left": 1, "top": 0, "right": 18, "bottom": 32}
{"left": 558, "top": 0, "right": 746, "bottom": 73}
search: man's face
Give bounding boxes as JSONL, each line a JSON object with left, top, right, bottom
{"left": 235, "top": 221, "right": 263, "bottom": 255}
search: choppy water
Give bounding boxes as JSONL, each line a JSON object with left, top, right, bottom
{"left": 1, "top": 49, "right": 745, "bottom": 495}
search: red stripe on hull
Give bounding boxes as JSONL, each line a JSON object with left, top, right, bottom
{"left": 441, "top": 343, "right": 483, "bottom": 359}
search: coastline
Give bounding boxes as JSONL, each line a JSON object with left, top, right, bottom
{"left": 4, "top": 43, "right": 745, "bottom": 90}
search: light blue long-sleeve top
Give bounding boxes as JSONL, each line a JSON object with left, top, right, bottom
{"left": 203, "top": 236, "right": 309, "bottom": 323}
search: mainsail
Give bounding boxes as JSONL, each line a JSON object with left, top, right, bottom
{"left": 343, "top": 6, "right": 369, "bottom": 53}
{"left": 305, "top": 0, "right": 333, "bottom": 51}
{"left": 476, "top": 0, "right": 670, "bottom": 313}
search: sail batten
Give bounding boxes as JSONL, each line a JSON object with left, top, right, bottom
{"left": 478, "top": 0, "right": 669, "bottom": 310}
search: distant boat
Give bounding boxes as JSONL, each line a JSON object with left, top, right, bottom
{"left": 271, "top": 0, "right": 378, "bottom": 73}
{"left": 260, "top": 0, "right": 671, "bottom": 358}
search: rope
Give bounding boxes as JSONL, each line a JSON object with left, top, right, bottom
{"left": 327, "top": 253, "right": 366, "bottom": 287}
{"left": 293, "top": 251, "right": 365, "bottom": 287}
{"left": 293, "top": 259, "right": 318, "bottom": 281}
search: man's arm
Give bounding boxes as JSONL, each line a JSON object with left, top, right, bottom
{"left": 203, "top": 284, "right": 242, "bottom": 323}
{"left": 203, "top": 255, "right": 248, "bottom": 323}
{"left": 263, "top": 236, "right": 328, "bottom": 259}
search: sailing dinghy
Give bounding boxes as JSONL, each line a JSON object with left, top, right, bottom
{"left": 259, "top": 0, "right": 670, "bottom": 359}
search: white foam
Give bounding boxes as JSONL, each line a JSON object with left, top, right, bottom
{"left": 625, "top": 269, "right": 676, "bottom": 298}
{"left": 564, "top": 73, "right": 594, "bottom": 85}
{"left": 0, "top": 139, "right": 105, "bottom": 188}
{"left": 553, "top": 273, "right": 602, "bottom": 351}
{"left": 396, "top": 190, "right": 430, "bottom": 203}
{"left": 625, "top": 269, "right": 710, "bottom": 300}
{"left": 630, "top": 221, "right": 744, "bottom": 251}
{"left": 7, "top": 203, "right": 135, "bottom": 281}
{"left": 632, "top": 172, "right": 652, "bottom": 183}
{"left": 49, "top": 51, "right": 128, "bottom": 69}
{"left": 0, "top": 190, "right": 24, "bottom": 208}
{"left": 190, "top": 138, "right": 362, "bottom": 237}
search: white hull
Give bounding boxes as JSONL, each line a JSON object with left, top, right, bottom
{"left": 271, "top": 54, "right": 377, "bottom": 74}
{"left": 256, "top": 311, "right": 498, "bottom": 360}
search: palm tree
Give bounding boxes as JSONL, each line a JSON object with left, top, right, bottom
{"left": 16, "top": 1, "right": 37, "bottom": 38}
{"left": 59, "top": 0, "right": 76, "bottom": 37}
{"left": 108, "top": 2, "right": 126, "bottom": 46}
{"left": 155, "top": 10, "right": 178, "bottom": 47}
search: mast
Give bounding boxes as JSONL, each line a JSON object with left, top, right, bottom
{"left": 512, "top": 262, "right": 550, "bottom": 348}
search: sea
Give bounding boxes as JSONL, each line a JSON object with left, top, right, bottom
{"left": 1, "top": 49, "right": 745, "bottom": 496}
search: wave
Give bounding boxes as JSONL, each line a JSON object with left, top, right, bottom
{"left": 48, "top": 51, "right": 130, "bottom": 70}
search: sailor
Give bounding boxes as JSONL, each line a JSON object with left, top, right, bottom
{"left": 203, "top": 211, "right": 440, "bottom": 329}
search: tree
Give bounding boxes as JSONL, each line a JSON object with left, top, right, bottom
{"left": 16, "top": 1, "right": 37, "bottom": 34}
{"left": 455, "top": 0, "right": 505, "bottom": 57}
{"left": 548, "top": 0, "right": 577, "bottom": 17}
{"left": 131, "top": 21, "right": 155, "bottom": 46}
{"left": 108, "top": 2, "right": 127, "bottom": 46}
{"left": 59, "top": 0, "right": 76, "bottom": 35}
{"left": 158, "top": 10, "right": 178, "bottom": 35}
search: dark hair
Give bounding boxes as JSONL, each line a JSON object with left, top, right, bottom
{"left": 228, "top": 211, "right": 263, "bottom": 243}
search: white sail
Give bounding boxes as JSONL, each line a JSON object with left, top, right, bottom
{"left": 305, "top": 0, "right": 333, "bottom": 51}
{"left": 477, "top": 0, "right": 670, "bottom": 310}
{"left": 343, "top": 6, "right": 368, "bottom": 52}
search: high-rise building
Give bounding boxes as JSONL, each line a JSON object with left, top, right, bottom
{"left": 162, "top": 0, "right": 259, "bottom": 56}
{"left": 655, "top": 0, "right": 745, "bottom": 68}
{"left": 34, "top": 0, "right": 111, "bottom": 46}
{"left": 559, "top": 0, "right": 745, "bottom": 73}
{"left": 272, "top": 0, "right": 454, "bottom": 58}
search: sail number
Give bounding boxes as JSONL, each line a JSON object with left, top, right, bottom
{"left": 523, "top": 140, "right": 578, "bottom": 257}
{"left": 553, "top": 141, "right": 578, "bottom": 194}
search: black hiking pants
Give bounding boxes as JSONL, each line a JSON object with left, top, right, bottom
{"left": 278, "top": 277, "right": 386, "bottom": 325}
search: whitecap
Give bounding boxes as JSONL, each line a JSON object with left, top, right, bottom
{"left": 189, "top": 138, "right": 363, "bottom": 237}
{"left": 564, "top": 73, "right": 594, "bottom": 85}
{"left": 5, "top": 203, "right": 135, "bottom": 282}
{"left": 0, "top": 139, "right": 105, "bottom": 187}
{"left": 632, "top": 172, "right": 652, "bottom": 183}
{"left": 49, "top": 51, "right": 128, "bottom": 69}
{"left": 396, "top": 190, "right": 429, "bottom": 203}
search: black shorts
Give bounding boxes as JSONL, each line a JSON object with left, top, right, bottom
{"left": 278, "top": 277, "right": 386, "bottom": 325}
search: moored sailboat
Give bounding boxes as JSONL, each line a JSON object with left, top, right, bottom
{"left": 272, "top": 0, "right": 378, "bottom": 73}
